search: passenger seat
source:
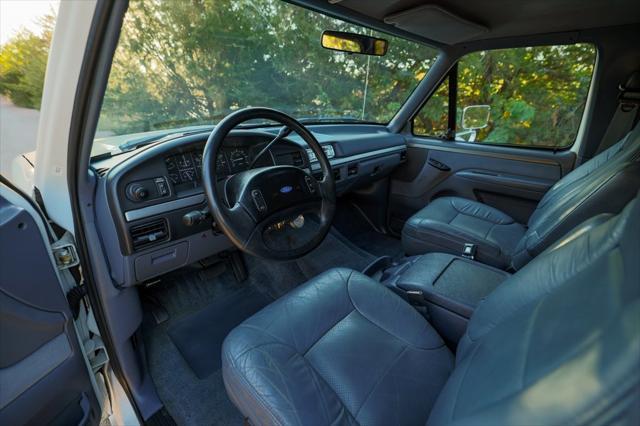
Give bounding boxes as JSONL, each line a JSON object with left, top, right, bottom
{"left": 402, "top": 121, "right": 640, "bottom": 270}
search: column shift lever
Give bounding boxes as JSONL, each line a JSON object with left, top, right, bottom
{"left": 182, "top": 208, "right": 210, "bottom": 226}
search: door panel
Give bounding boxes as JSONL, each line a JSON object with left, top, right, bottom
{"left": 388, "top": 137, "right": 576, "bottom": 231}
{"left": 0, "top": 187, "right": 99, "bottom": 426}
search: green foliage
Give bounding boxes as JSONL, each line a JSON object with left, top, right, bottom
{"left": 0, "top": 14, "right": 55, "bottom": 109}
{"left": 98, "top": 0, "right": 437, "bottom": 135}
{"left": 413, "top": 77, "right": 449, "bottom": 137}
{"left": 414, "top": 44, "right": 596, "bottom": 149}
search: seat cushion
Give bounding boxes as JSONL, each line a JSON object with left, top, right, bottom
{"left": 402, "top": 197, "right": 526, "bottom": 269}
{"left": 222, "top": 268, "right": 454, "bottom": 426}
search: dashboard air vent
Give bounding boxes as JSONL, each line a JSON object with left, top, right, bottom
{"left": 95, "top": 167, "right": 109, "bottom": 177}
{"left": 129, "top": 218, "right": 169, "bottom": 251}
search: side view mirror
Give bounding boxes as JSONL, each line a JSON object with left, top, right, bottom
{"left": 461, "top": 105, "right": 491, "bottom": 130}
{"left": 321, "top": 30, "right": 388, "bottom": 56}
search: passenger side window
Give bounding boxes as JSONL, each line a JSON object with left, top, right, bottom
{"left": 413, "top": 44, "right": 596, "bottom": 149}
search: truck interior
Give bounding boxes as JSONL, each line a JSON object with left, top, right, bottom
{"left": 2, "top": 0, "right": 639, "bottom": 425}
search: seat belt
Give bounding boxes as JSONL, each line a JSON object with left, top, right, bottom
{"left": 596, "top": 73, "right": 640, "bottom": 154}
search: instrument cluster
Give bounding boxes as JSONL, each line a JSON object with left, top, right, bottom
{"left": 165, "top": 151, "right": 203, "bottom": 186}
{"left": 164, "top": 145, "right": 273, "bottom": 191}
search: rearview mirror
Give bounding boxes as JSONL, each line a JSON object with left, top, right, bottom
{"left": 461, "top": 105, "right": 491, "bottom": 130}
{"left": 321, "top": 30, "right": 388, "bottom": 56}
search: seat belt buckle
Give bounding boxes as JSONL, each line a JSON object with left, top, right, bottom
{"left": 462, "top": 243, "right": 477, "bottom": 260}
{"left": 405, "top": 290, "right": 424, "bottom": 305}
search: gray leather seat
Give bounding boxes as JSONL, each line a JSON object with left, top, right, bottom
{"left": 222, "top": 268, "right": 454, "bottom": 425}
{"left": 402, "top": 123, "right": 640, "bottom": 269}
{"left": 222, "top": 194, "right": 640, "bottom": 425}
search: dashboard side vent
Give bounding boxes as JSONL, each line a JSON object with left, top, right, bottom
{"left": 95, "top": 167, "right": 109, "bottom": 177}
{"left": 129, "top": 218, "right": 169, "bottom": 251}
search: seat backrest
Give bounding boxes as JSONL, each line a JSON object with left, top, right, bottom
{"left": 510, "top": 123, "right": 640, "bottom": 269}
{"left": 427, "top": 194, "right": 640, "bottom": 425}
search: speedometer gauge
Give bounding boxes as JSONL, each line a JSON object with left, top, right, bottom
{"left": 229, "top": 149, "right": 249, "bottom": 170}
{"left": 176, "top": 154, "right": 193, "bottom": 168}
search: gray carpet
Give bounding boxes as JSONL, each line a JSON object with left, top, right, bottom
{"left": 295, "top": 228, "right": 376, "bottom": 278}
{"left": 332, "top": 201, "right": 404, "bottom": 259}
{"left": 142, "top": 227, "right": 379, "bottom": 426}
{"left": 347, "top": 230, "right": 403, "bottom": 259}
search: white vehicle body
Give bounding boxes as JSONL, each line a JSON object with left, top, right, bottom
{"left": 1, "top": 2, "right": 139, "bottom": 424}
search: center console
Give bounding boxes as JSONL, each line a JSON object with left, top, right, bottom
{"left": 382, "top": 253, "right": 511, "bottom": 347}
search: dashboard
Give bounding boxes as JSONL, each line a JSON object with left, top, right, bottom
{"left": 92, "top": 126, "right": 407, "bottom": 287}
{"left": 148, "top": 135, "right": 313, "bottom": 197}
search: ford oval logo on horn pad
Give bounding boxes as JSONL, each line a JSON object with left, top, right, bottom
{"left": 280, "top": 185, "right": 293, "bottom": 194}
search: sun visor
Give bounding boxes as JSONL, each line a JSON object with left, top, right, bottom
{"left": 384, "top": 5, "right": 488, "bottom": 44}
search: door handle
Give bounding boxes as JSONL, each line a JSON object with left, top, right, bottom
{"left": 428, "top": 158, "right": 451, "bottom": 171}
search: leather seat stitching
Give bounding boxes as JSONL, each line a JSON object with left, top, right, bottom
{"left": 305, "top": 362, "right": 337, "bottom": 423}
{"left": 302, "top": 270, "right": 356, "bottom": 356}
{"left": 353, "top": 345, "right": 409, "bottom": 419}
{"left": 449, "top": 342, "right": 483, "bottom": 421}
{"left": 485, "top": 222, "right": 497, "bottom": 239}
{"left": 284, "top": 292, "right": 301, "bottom": 352}
{"left": 231, "top": 325, "right": 295, "bottom": 359}
{"left": 519, "top": 298, "right": 544, "bottom": 386}
{"left": 242, "top": 344, "right": 309, "bottom": 424}
{"left": 302, "top": 309, "right": 355, "bottom": 357}
{"left": 225, "top": 369, "right": 285, "bottom": 425}
{"left": 346, "top": 280, "right": 445, "bottom": 350}
{"left": 226, "top": 343, "right": 296, "bottom": 426}
{"left": 449, "top": 197, "right": 459, "bottom": 214}
{"left": 448, "top": 212, "right": 460, "bottom": 224}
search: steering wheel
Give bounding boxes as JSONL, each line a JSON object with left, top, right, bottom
{"left": 202, "top": 108, "right": 336, "bottom": 260}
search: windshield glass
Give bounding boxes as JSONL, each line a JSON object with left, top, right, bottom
{"left": 93, "top": 0, "right": 438, "bottom": 156}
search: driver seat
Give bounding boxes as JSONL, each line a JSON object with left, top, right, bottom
{"left": 222, "top": 195, "right": 640, "bottom": 425}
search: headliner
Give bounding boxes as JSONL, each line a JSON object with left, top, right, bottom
{"left": 305, "top": 0, "right": 640, "bottom": 45}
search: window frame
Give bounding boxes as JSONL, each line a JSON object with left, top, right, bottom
{"left": 411, "top": 43, "right": 597, "bottom": 151}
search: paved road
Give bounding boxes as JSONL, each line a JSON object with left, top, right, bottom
{"left": 0, "top": 96, "right": 40, "bottom": 178}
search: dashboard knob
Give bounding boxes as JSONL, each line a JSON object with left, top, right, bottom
{"left": 127, "top": 183, "right": 149, "bottom": 201}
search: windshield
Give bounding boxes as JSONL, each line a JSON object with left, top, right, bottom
{"left": 93, "top": 0, "right": 438, "bottom": 156}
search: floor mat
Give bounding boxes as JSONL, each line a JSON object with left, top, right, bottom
{"left": 145, "top": 325, "right": 243, "bottom": 426}
{"left": 167, "top": 285, "right": 270, "bottom": 379}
